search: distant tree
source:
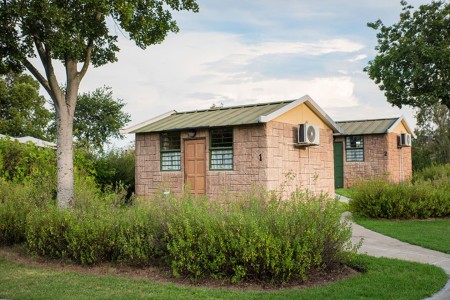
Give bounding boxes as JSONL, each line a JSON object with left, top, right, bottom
{"left": 412, "top": 104, "right": 450, "bottom": 170}
{"left": 93, "top": 147, "right": 135, "bottom": 200}
{"left": 365, "top": 1, "right": 450, "bottom": 110}
{"left": 0, "top": 73, "right": 51, "bottom": 139}
{"left": 49, "top": 87, "right": 131, "bottom": 152}
{"left": 0, "top": 1, "right": 199, "bottom": 209}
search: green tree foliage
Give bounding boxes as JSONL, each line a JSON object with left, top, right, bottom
{"left": 93, "top": 148, "right": 135, "bottom": 199}
{"left": 0, "top": 73, "right": 51, "bottom": 139}
{"left": 49, "top": 87, "right": 131, "bottom": 151}
{"left": 75, "top": 87, "right": 131, "bottom": 151}
{"left": 412, "top": 104, "right": 450, "bottom": 170}
{"left": 0, "top": 138, "right": 56, "bottom": 186}
{"left": 0, "top": 0, "right": 199, "bottom": 209}
{"left": 365, "top": 1, "right": 450, "bottom": 109}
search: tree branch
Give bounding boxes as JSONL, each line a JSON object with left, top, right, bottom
{"left": 42, "top": 45, "right": 64, "bottom": 107}
{"left": 23, "top": 59, "right": 53, "bottom": 98}
{"left": 33, "top": 36, "right": 48, "bottom": 71}
{"left": 79, "top": 38, "right": 94, "bottom": 80}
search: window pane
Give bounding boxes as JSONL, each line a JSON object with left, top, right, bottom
{"left": 161, "top": 132, "right": 180, "bottom": 150}
{"left": 211, "top": 149, "right": 233, "bottom": 170}
{"left": 161, "top": 152, "right": 181, "bottom": 171}
{"left": 211, "top": 128, "right": 233, "bottom": 148}
{"left": 160, "top": 131, "right": 181, "bottom": 171}
{"left": 346, "top": 136, "right": 363, "bottom": 149}
{"left": 210, "top": 127, "right": 233, "bottom": 170}
{"left": 346, "top": 149, "right": 364, "bottom": 162}
{"left": 345, "top": 136, "right": 364, "bottom": 162}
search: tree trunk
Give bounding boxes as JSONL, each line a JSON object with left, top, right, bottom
{"left": 56, "top": 108, "right": 75, "bottom": 209}
{"left": 55, "top": 73, "right": 79, "bottom": 209}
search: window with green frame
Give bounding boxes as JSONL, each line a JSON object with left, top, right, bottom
{"left": 160, "top": 131, "right": 181, "bottom": 171}
{"left": 345, "top": 135, "right": 364, "bottom": 162}
{"left": 210, "top": 128, "right": 233, "bottom": 170}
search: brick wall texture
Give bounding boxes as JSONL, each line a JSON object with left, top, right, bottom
{"left": 135, "top": 121, "right": 335, "bottom": 200}
{"left": 334, "top": 133, "right": 412, "bottom": 188}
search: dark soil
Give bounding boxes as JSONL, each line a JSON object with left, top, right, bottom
{"left": 0, "top": 245, "right": 358, "bottom": 291}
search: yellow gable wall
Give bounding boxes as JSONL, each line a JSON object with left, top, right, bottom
{"left": 273, "top": 103, "right": 328, "bottom": 129}
{"left": 391, "top": 120, "right": 411, "bottom": 134}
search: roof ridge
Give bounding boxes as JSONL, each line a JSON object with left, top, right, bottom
{"left": 336, "top": 117, "right": 399, "bottom": 123}
{"left": 175, "top": 100, "right": 296, "bottom": 115}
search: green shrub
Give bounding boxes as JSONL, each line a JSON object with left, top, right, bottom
{"left": 349, "top": 171, "right": 450, "bottom": 219}
{"left": 162, "top": 191, "right": 355, "bottom": 283}
{"left": 26, "top": 184, "right": 156, "bottom": 265}
{"left": 93, "top": 148, "right": 135, "bottom": 199}
{"left": 413, "top": 163, "right": 450, "bottom": 183}
{"left": 23, "top": 188, "right": 355, "bottom": 284}
{"left": 0, "top": 138, "right": 56, "bottom": 191}
{"left": 0, "top": 181, "right": 33, "bottom": 244}
{"left": 26, "top": 206, "right": 72, "bottom": 259}
{"left": 0, "top": 180, "right": 52, "bottom": 245}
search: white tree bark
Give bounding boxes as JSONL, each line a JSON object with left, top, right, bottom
{"left": 56, "top": 107, "right": 75, "bottom": 209}
{"left": 55, "top": 62, "right": 80, "bottom": 209}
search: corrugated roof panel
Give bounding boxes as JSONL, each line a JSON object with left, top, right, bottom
{"left": 133, "top": 101, "right": 294, "bottom": 133}
{"left": 336, "top": 118, "right": 398, "bottom": 135}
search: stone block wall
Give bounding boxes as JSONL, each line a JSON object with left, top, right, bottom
{"left": 207, "top": 124, "right": 268, "bottom": 199}
{"left": 135, "top": 132, "right": 184, "bottom": 198}
{"left": 335, "top": 133, "right": 412, "bottom": 188}
{"left": 334, "top": 134, "right": 388, "bottom": 188}
{"left": 264, "top": 121, "right": 335, "bottom": 197}
{"left": 386, "top": 132, "right": 412, "bottom": 183}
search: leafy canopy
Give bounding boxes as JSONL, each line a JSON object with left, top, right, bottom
{"left": 365, "top": 1, "right": 450, "bottom": 109}
{"left": 49, "top": 87, "right": 131, "bottom": 151}
{"left": 0, "top": 0, "right": 199, "bottom": 76}
{"left": 0, "top": 73, "right": 51, "bottom": 139}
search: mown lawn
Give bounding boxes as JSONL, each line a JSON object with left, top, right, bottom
{"left": 335, "top": 188, "right": 353, "bottom": 199}
{"left": 0, "top": 254, "right": 446, "bottom": 300}
{"left": 354, "top": 217, "right": 450, "bottom": 254}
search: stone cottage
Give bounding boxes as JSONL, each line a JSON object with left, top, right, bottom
{"left": 123, "top": 95, "right": 341, "bottom": 199}
{"left": 333, "top": 116, "right": 414, "bottom": 188}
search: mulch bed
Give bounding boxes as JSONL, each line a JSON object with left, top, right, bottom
{"left": 0, "top": 245, "right": 358, "bottom": 291}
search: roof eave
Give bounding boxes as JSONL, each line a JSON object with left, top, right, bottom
{"left": 258, "top": 95, "right": 342, "bottom": 133}
{"left": 386, "top": 115, "right": 416, "bottom": 138}
{"left": 120, "top": 110, "right": 177, "bottom": 134}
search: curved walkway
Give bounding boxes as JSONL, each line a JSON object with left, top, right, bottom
{"left": 339, "top": 196, "right": 450, "bottom": 300}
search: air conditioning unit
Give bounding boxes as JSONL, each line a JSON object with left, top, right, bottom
{"left": 399, "top": 133, "right": 411, "bottom": 147}
{"left": 298, "top": 124, "right": 320, "bottom": 145}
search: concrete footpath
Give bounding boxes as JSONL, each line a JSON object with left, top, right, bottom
{"left": 338, "top": 196, "right": 450, "bottom": 300}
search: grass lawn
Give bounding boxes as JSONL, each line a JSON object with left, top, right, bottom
{"left": 354, "top": 217, "right": 450, "bottom": 254}
{"left": 0, "top": 254, "right": 447, "bottom": 300}
{"left": 335, "top": 188, "right": 353, "bottom": 198}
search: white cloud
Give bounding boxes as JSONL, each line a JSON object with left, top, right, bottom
{"left": 348, "top": 54, "right": 368, "bottom": 62}
{"left": 251, "top": 39, "right": 365, "bottom": 56}
{"left": 79, "top": 31, "right": 363, "bottom": 128}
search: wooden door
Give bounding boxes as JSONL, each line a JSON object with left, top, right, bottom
{"left": 334, "top": 142, "right": 344, "bottom": 189}
{"left": 184, "top": 139, "right": 206, "bottom": 194}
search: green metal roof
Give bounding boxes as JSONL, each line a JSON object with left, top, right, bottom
{"left": 335, "top": 118, "right": 398, "bottom": 135}
{"left": 130, "top": 100, "right": 295, "bottom": 133}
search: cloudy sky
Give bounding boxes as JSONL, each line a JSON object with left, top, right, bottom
{"left": 69, "top": 0, "right": 429, "bottom": 147}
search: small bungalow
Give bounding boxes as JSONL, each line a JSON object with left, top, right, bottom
{"left": 123, "top": 95, "right": 341, "bottom": 199}
{"left": 333, "top": 116, "right": 414, "bottom": 188}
